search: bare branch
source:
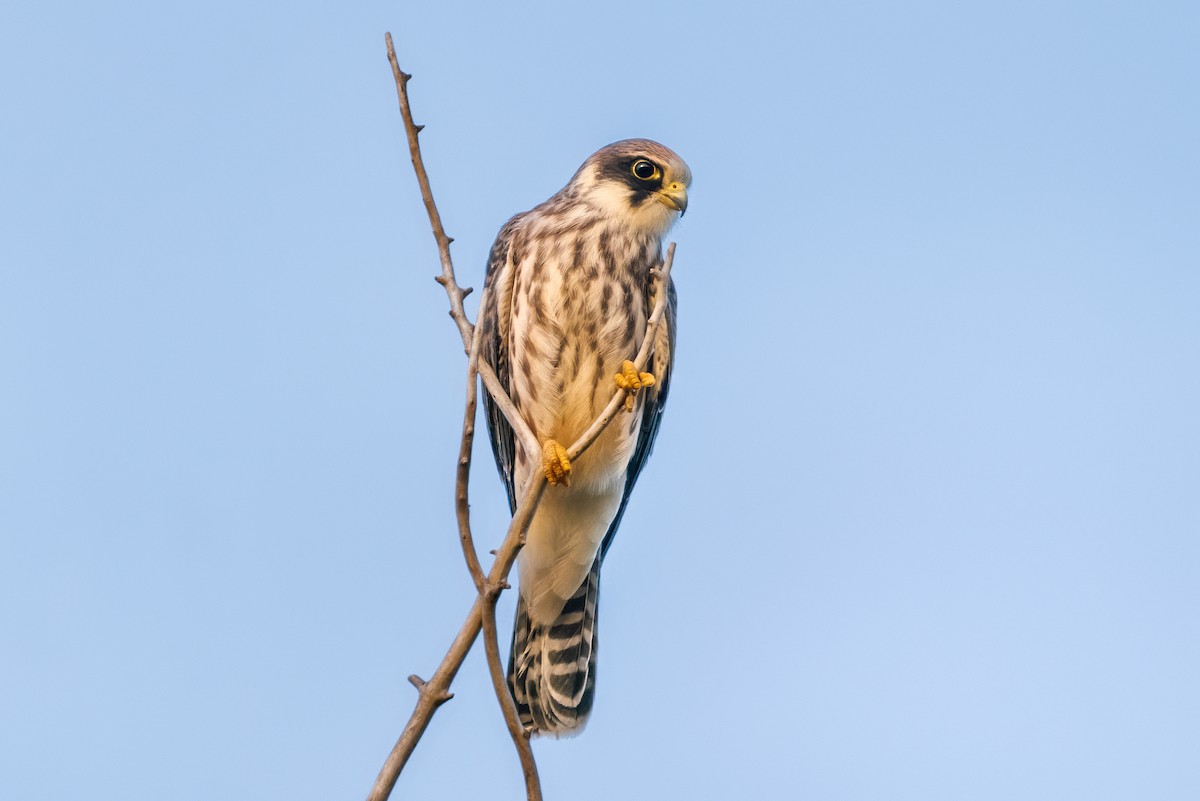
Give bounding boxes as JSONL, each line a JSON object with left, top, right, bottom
{"left": 479, "top": 360, "right": 541, "bottom": 461}
{"left": 454, "top": 285, "right": 490, "bottom": 592}
{"left": 480, "top": 581, "right": 542, "bottom": 798}
{"left": 459, "top": 288, "right": 542, "bottom": 796}
{"left": 373, "top": 32, "right": 546, "bottom": 801}
{"left": 384, "top": 32, "right": 472, "bottom": 353}
{"left": 385, "top": 31, "right": 538, "bottom": 460}
{"left": 368, "top": 474, "right": 548, "bottom": 801}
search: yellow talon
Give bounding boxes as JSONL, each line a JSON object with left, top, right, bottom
{"left": 614, "top": 359, "right": 655, "bottom": 413}
{"left": 541, "top": 439, "right": 571, "bottom": 486}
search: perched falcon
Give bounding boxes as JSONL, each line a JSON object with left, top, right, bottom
{"left": 479, "top": 139, "right": 690, "bottom": 736}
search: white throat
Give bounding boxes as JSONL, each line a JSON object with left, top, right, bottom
{"left": 575, "top": 166, "right": 680, "bottom": 237}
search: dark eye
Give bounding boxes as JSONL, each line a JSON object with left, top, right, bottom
{"left": 631, "top": 159, "right": 659, "bottom": 181}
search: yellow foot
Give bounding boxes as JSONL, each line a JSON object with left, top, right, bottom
{"left": 541, "top": 439, "right": 571, "bottom": 486}
{"left": 614, "top": 359, "right": 655, "bottom": 413}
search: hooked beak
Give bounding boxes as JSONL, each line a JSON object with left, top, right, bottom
{"left": 655, "top": 181, "right": 688, "bottom": 215}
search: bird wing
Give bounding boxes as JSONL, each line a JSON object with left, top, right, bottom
{"left": 481, "top": 215, "right": 523, "bottom": 513}
{"left": 600, "top": 277, "right": 677, "bottom": 559}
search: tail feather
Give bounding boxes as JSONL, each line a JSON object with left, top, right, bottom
{"left": 508, "top": 558, "right": 600, "bottom": 736}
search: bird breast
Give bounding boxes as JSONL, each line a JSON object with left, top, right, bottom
{"left": 508, "top": 220, "right": 659, "bottom": 491}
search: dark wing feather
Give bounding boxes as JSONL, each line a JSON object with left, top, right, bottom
{"left": 600, "top": 277, "right": 677, "bottom": 559}
{"left": 480, "top": 216, "right": 523, "bottom": 513}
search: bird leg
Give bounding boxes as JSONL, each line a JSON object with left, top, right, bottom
{"left": 615, "top": 359, "right": 656, "bottom": 413}
{"left": 541, "top": 439, "right": 571, "bottom": 486}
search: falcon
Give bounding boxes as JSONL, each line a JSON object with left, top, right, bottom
{"left": 478, "top": 139, "right": 690, "bottom": 736}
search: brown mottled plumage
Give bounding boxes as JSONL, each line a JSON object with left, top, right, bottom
{"left": 479, "top": 139, "right": 689, "bottom": 736}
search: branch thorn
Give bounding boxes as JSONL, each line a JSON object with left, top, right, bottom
{"left": 413, "top": 123, "right": 425, "bottom": 133}
{"left": 460, "top": 286, "right": 473, "bottom": 298}
{"left": 407, "top": 674, "right": 426, "bottom": 690}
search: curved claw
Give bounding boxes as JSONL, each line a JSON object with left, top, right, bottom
{"left": 614, "top": 359, "right": 655, "bottom": 413}
{"left": 541, "top": 439, "right": 571, "bottom": 486}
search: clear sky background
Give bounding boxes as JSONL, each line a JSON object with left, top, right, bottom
{"left": 3, "top": 1, "right": 1198, "bottom": 799}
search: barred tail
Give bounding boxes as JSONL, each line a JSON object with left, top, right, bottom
{"left": 507, "top": 559, "right": 601, "bottom": 737}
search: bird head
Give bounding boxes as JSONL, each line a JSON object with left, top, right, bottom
{"left": 570, "top": 139, "right": 691, "bottom": 235}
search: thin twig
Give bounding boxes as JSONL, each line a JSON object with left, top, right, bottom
{"left": 375, "top": 32, "right": 544, "bottom": 801}
{"left": 460, "top": 288, "right": 543, "bottom": 795}
{"left": 368, "top": 476, "right": 547, "bottom": 801}
{"left": 480, "top": 580, "right": 542, "bottom": 797}
{"left": 479, "top": 359, "right": 540, "bottom": 461}
{"left": 385, "top": 32, "right": 473, "bottom": 353}
{"left": 454, "top": 285, "right": 489, "bottom": 592}
{"left": 385, "top": 30, "right": 537, "bottom": 459}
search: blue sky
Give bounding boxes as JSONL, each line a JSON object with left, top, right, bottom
{"left": 3, "top": 1, "right": 1198, "bottom": 799}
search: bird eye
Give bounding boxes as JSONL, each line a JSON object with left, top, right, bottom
{"left": 631, "top": 160, "right": 659, "bottom": 181}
